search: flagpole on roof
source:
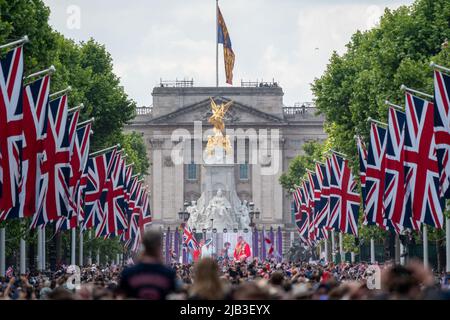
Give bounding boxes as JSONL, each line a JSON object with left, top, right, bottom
{"left": 216, "top": 0, "right": 219, "bottom": 87}
{"left": 89, "top": 144, "right": 120, "bottom": 157}
{"left": 24, "top": 65, "right": 56, "bottom": 80}
{"left": 430, "top": 61, "right": 450, "bottom": 74}
{"left": 49, "top": 86, "right": 72, "bottom": 100}
{"left": 0, "top": 35, "right": 29, "bottom": 50}
{"left": 400, "top": 84, "right": 433, "bottom": 100}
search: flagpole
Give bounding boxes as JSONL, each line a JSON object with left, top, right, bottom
{"left": 430, "top": 61, "right": 450, "bottom": 74}
{"left": 77, "top": 117, "right": 95, "bottom": 127}
{"left": 400, "top": 84, "right": 433, "bottom": 100}
{"left": 331, "top": 230, "right": 336, "bottom": 263}
{"left": 0, "top": 36, "right": 29, "bottom": 50}
{"left": 79, "top": 230, "right": 84, "bottom": 267}
{"left": 0, "top": 228, "right": 5, "bottom": 276}
{"left": 89, "top": 144, "right": 120, "bottom": 157}
{"left": 20, "top": 238, "right": 26, "bottom": 274}
{"left": 339, "top": 232, "right": 344, "bottom": 263}
{"left": 423, "top": 224, "right": 429, "bottom": 268}
{"left": 324, "top": 233, "right": 328, "bottom": 263}
{"left": 24, "top": 65, "right": 56, "bottom": 80}
{"left": 216, "top": 0, "right": 219, "bottom": 87}
{"left": 49, "top": 86, "right": 72, "bottom": 100}
{"left": 370, "top": 238, "right": 375, "bottom": 264}
{"left": 68, "top": 103, "right": 84, "bottom": 114}
{"left": 71, "top": 228, "right": 76, "bottom": 265}
{"left": 385, "top": 100, "right": 403, "bottom": 111}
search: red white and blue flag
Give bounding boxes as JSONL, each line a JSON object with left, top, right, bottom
{"left": 434, "top": 70, "right": 450, "bottom": 199}
{"left": 183, "top": 225, "right": 199, "bottom": 251}
{"left": 313, "top": 163, "right": 329, "bottom": 240}
{"left": 356, "top": 135, "right": 367, "bottom": 211}
{"left": 32, "top": 94, "right": 71, "bottom": 228}
{"left": 404, "top": 93, "right": 444, "bottom": 229}
{"left": 384, "top": 107, "right": 410, "bottom": 231}
{"left": 82, "top": 149, "right": 117, "bottom": 232}
{"left": 364, "top": 123, "right": 387, "bottom": 229}
{"left": 326, "top": 153, "right": 360, "bottom": 236}
{"left": 0, "top": 46, "right": 24, "bottom": 221}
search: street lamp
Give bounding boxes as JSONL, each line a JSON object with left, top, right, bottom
{"left": 248, "top": 202, "right": 261, "bottom": 228}
{"left": 178, "top": 201, "right": 190, "bottom": 227}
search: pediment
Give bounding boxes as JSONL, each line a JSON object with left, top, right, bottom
{"left": 148, "top": 97, "right": 285, "bottom": 125}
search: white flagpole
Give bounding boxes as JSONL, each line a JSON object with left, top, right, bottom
{"left": 370, "top": 238, "right": 375, "bottom": 264}
{"left": 0, "top": 228, "right": 5, "bottom": 276}
{"left": 423, "top": 225, "right": 429, "bottom": 268}
{"left": 71, "top": 228, "right": 76, "bottom": 265}
{"left": 79, "top": 231, "right": 84, "bottom": 267}
{"left": 216, "top": 0, "right": 219, "bottom": 87}
{"left": 0, "top": 36, "right": 29, "bottom": 50}
{"left": 49, "top": 86, "right": 72, "bottom": 100}
{"left": 89, "top": 144, "right": 120, "bottom": 157}
{"left": 96, "top": 249, "right": 100, "bottom": 265}
{"left": 351, "top": 252, "right": 355, "bottom": 263}
{"left": 400, "top": 84, "right": 434, "bottom": 100}
{"left": 24, "top": 65, "right": 56, "bottom": 80}
{"left": 324, "top": 231, "right": 329, "bottom": 263}
{"left": 331, "top": 230, "right": 336, "bottom": 263}
{"left": 20, "top": 238, "right": 26, "bottom": 274}
{"left": 339, "top": 232, "right": 344, "bottom": 263}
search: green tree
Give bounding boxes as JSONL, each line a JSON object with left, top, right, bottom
{"left": 279, "top": 141, "right": 326, "bottom": 190}
{"left": 311, "top": 0, "right": 450, "bottom": 247}
{"left": 1, "top": 0, "right": 148, "bottom": 264}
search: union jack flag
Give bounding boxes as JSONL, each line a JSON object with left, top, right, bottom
{"left": 307, "top": 170, "right": 320, "bottom": 241}
{"left": 298, "top": 183, "right": 311, "bottom": 245}
{"left": 313, "top": 163, "right": 329, "bottom": 240}
{"left": 364, "top": 123, "right": 387, "bottom": 229}
{"left": 356, "top": 135, "right": 367, "bottom": 210}
{"left": 56, "top": 122, "right": 92, "bottom": 232}
{"left": 123, "top": 180, "right": 143, "bottom": 248}
{"left": 0, "top": 46, "right": 23, "bottom": 221}
{"left": 384, "top": 107, "right": 410, "bottom": 231}
{"left": 134, "top": 189, "right": 152, "bottom": 251}
{"left": 183, "top": 225, "right": 199, "bottom": 251}
{"left": 326, "top": 154, "right": 360, "bottom": 236}
{"left": 293, "top": 186, "right": 308, "bottom": 244}
{"left": 98, "top": 153, "right": 128, "bottom": 238}
{"left": 32, "top": 95, "right": 71, "bottom": 228}
{"left": 434, "top": 70, "right": 450, "bottom": 199}
{"left": 404, "top": 93, "right": 444, "bottom": 229}
{"left": 82, "top": 149, "right": 117, "bottom": 232}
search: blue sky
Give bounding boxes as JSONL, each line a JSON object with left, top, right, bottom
{"left": 43, "top": 0, "right": 414, "bottom": 107}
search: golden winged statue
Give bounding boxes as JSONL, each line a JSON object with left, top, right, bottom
{"left": 206, "top": 98, "right": 233, "bottom": 156}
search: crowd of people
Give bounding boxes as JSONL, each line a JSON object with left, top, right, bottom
{"left": 1, "top": 230, "right": 450, "bottom": 300}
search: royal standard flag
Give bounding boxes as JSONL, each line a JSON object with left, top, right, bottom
{"left": 217, "top": 6, "right": 235, "bottom": 85}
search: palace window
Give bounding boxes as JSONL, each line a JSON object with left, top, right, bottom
{"left": 239, "top": 164, "right": 249, "bottom": 180}
{"left": 187, "top": 162, "right": 197, "bottom": 180}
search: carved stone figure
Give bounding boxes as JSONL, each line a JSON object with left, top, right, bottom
{"left": 237, "top": 200, "right": 251, "bottom": 230}
{"left": 204, "top": 189, "right": 235, "bottom": 230}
